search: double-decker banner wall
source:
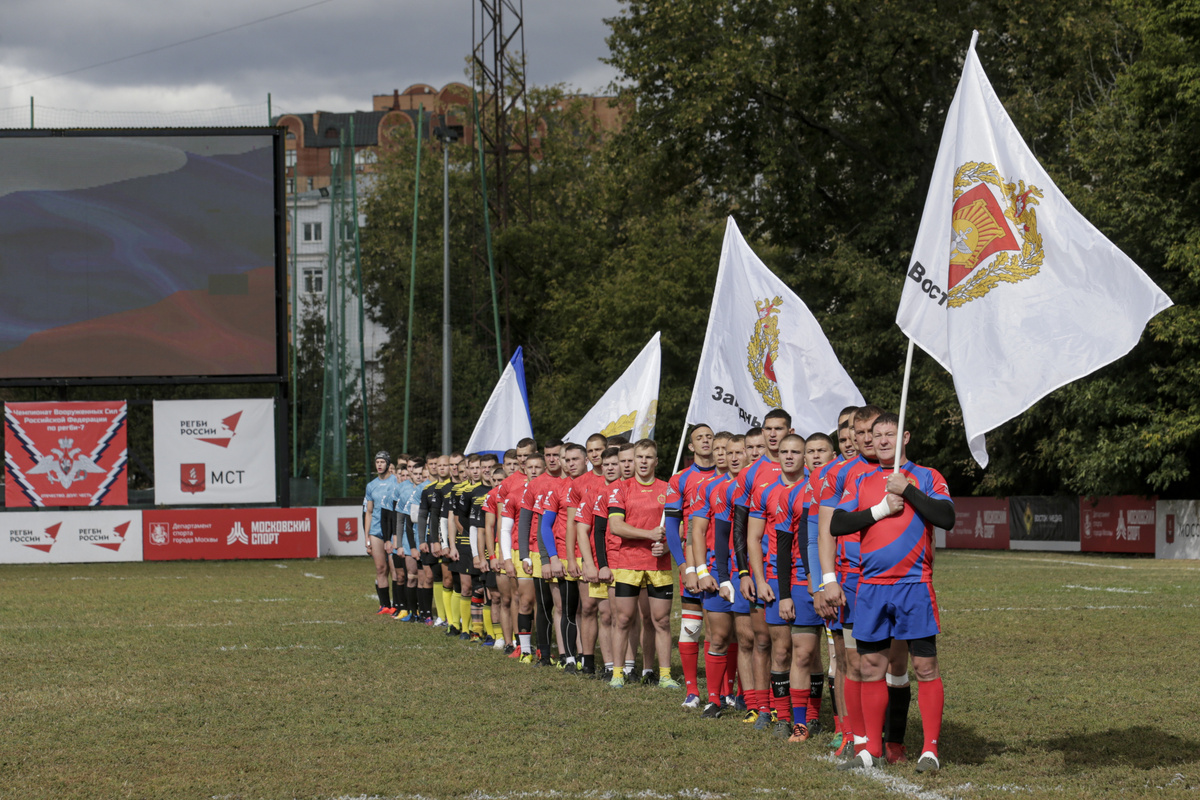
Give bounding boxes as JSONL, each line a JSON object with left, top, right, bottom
{"left": 0, "top": 510, "right": 142, "bottom": 563}
{"left": 153, "top": 399, "right": 275, "bottom": 505}
{"left": 4, "top": 401, "right": 128, "bottom": 507}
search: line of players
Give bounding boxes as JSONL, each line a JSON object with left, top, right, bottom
{"left": 361, "top": 404, "right": 952, "bottom": 774}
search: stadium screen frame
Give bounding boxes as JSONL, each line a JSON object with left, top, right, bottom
{"left": 0, "top": 127, "right": 286, "bottom": 387}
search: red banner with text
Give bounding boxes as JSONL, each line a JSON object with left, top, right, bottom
{"left": 946, "top": 497, "right": 1010, "bottom": 550}
{"left": 4, "top": 401, "right": 128, "bottom": 508}
{"left": 1080, "top": 496, "right": 1156, "bottom": 554}
{"left": 142, "top": 508, "right": 317, "bottom": 561}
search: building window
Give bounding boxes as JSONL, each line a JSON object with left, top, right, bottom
{"left": 303, "top": 222, "right": 323, "bottom": 242}
{"left": 330, "top": 148, "right": 340, "bottom": 166}
{"left": 303, "top": 267, "right": 325, "bottom": 294}
{"left": 286, "top": 149, "right": 297, "bottom": 167}
{"left": 354, "top": 148, "right": 377, "bottom": 167}
{"left": 286, "top": 178, "right": 296, "bottom": 195}
{"left": 307, "top": 177, "right": 314, "bottom": 191}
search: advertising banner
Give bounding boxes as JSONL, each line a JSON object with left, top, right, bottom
{"left": 143, "top": 508, "right": 316, "bottom": 561}
{"left": 153, "top": 399, "right": 275, "bottom": 505}
{"left": 0, "top": 510, "right": 142, "bottom": 564}
{"left": 317, "top": 506, "right": 367, "bottom": 557}
{"left": 1007, "top": 496, "right": 1080, "bottom": 551}
{"left": 946, "top": 497, "right": 1010, "bottom": 550}
{"left": 4, "top": 401, "right": 128, "bottom": 507}
{"left": 1156, "top": 500, "right": 1200, "bottom": 560}
{"left": 1080, "top": 496, "right": 1156, "bottom": 554}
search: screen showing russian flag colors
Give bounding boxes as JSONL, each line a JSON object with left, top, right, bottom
{"left": 4, "top": 401, "right": 128, "bottom": 507}
{"left": 0, "top": 130, "right": 280, "bottom": 380}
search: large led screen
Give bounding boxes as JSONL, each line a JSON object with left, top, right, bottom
{"left": 0, "top": 129, "right": 282, "bottom": 382}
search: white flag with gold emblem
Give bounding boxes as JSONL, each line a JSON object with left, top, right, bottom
{"left": 686, "top": 217, "right": 864, "bottom": 436}
{"left": 897, "top": 32, "right": 1172, "bottom": 468}
{"left": 563, "top": 332, "right": 660, "bottom": 444}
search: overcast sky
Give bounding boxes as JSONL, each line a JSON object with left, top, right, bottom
{"left": 0, "top": 0, "right": 624, "bottom": 126}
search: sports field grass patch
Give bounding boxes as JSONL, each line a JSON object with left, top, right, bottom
{"left": 0, "top": 551, "right": 1197, "bottom": 800}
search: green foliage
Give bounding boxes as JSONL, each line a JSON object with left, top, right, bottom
{"left": 354, "top": 0, "right": 1200, "bottom": 496}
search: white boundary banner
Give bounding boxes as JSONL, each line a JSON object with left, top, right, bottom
{"left": 153, "top": 399, "right": 275, "bottom": 505}
{"left": 0, "top": 510, "right": 143, "bottom": 564}
{"left": 317, "top": 506, "right": 367, "bottom": 557}
{"left": 1156, "top": 500, "right": 1200, "bottom": 560}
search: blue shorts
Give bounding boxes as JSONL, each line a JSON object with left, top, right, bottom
{"left": 764, "top": 578, "right": 822, "bottom": 626}
{"left": 679, "top": 571, "right": 703, "bottom": 603}
{"left": 838, "top": 571, "right": 860, "bottom": 628}
{"left": 852, "top": 581, "right": 941, "bottom": 643}
{"left": 703, "top": 589, "right": 733, "bottom": 614}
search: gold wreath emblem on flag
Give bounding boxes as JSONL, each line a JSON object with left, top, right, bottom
{"left": 748, "top": 296, "right": 783, "bottom": 407}
{"left": 947, "top": 162, "right": 1044, "bottom": 307}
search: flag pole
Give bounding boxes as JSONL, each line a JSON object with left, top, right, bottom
{"left": 894, "top": 337, "right": 915, "bottom": 474}
{"left": 670, "top": 418, "right": 690, "bottom": 477}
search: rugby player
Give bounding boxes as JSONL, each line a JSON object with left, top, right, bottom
{"left": 538, "top": 442, "right": 589, "bottom": 672}
{"left": 606, "top": 439, "right": 679, "bottom": 690}
{"left": 692, "top": 431, "right": 740, "bottom": 717}
{"left": 363, "top": 451, "right": 396, "bottom": 614}
{"left": 734, "top": 416, "right": 788, "bottom": 727}
{"left": 816, "top": 405, "right": 883, "bottom": 756}
{"left": 664, "top": 424, "right": 718, "bottom": 708}
{"left": 576, "top": 445, "right": 621, "bottom": 677}
{"left": 512, "top": 452, "right": 545, "bottom": 662}
{"left": 831, "top": 413, "right": 952, "bottom": 773}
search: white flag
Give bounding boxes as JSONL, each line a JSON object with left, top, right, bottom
{"left": 564, "top": 332, "right": 661, "bottom": 443}
{"left": 686, "top": 217, "right": 865, "bottom": 436}
{"left": 896, "top": 32, "right": 1172, "bottom": 467}
{"left": 464, "top": 347, "right": 534, "bottom": 458}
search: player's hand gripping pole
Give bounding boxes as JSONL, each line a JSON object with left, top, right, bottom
{"left": 894, "top": 337, "right": 915, "bottom": 475}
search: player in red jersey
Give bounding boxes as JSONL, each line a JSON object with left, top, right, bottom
{"left": 539, "top": 442, "right": 588, "bottom": 672}
{"left": 613, "top": 441, "right": 650, "bottom": 680}
{"left": 510, "top": 452, "right": 544, "bottom": 662}
{"left": 749, "top": 432, "right": 808, "bottom": 738}
{"left": 832, "top": 413, "right": 953, "bottom": 773}
{"left": 576, "top": 446, "right": 621, "bottom": 678}
{"left": 665, "top": 424, "right": 718, "bottom": 708}
{"left": 606, "top": 439, "right": 677, "bottom": 689}
{"left": 693, "top": 432, "right": 744, "bottom": 716}
{"left": 736, "top": 411, "right": 792, "bottom": 728}
{"left": 810, "top": 407, "right": 858, "bottom": 751}
{"left": 479, "top": 464, "right": 512, "bottom": 651}
{"left": 817, "top": 405, "right": 882, "bottom": 757}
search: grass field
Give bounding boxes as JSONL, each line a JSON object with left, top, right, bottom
{"left": 1, "top": 550, "right": 1197, "bottom": 800}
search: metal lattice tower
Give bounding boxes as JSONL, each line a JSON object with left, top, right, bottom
{"left": 472, "top": 0, "right": 533, "bottom": 359}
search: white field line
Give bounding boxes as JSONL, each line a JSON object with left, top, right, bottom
{"left": 304, "top": 572, "right": 325, "bottom": 579}
{"left": 814, "top": 752, "right": 958, "bottom": 800}
{"left": 950, "top": 553, "right": 1132, "bottom": 569}
{"left": 1062, "top": 584, "right": 1149, "bottom": 594}
{"left": 952, "top": 604, "right": 1196, "bottom": 612}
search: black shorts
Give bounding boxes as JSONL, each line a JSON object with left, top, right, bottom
{"left": 390, "top": 552, "right": 404, "bottom": 569}
{"left": 419, "top": 551, "right": 437, "bottom": 566}
{"left": 484, "top": 571, "right": 498, "bottom": 591}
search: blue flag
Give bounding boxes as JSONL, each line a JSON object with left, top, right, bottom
{"left": 464, "top": 347, "right": 534, "bottom": 460}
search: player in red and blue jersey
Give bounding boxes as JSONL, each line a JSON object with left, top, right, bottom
{"left": 690, "top": 432, "right": 742, "bottom": 717}
{"left": 807, "top": 407, "right": 858, "bottom": 752}
{"left": 664, "top": 424, "right": 718, "bottom": 709}
{"left": 816, "top": 405, "right": 883, "bottom": 757}
{"left": 539, "top": 443, "right": 588, "bottom": 672}
{"left": 831, "top": 412, "right": 954, "bottom": 774}
{"left": 749, "top": 432, "right": 809, "bottom": 740}
{"left": 736, "top": 410, "right": 791, "bottom": 728}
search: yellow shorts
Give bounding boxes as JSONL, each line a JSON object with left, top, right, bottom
{"left": 611, "top": 568, "right": 673, "bottom": 589}
{"left": 588, "top": 581, "right": 611, "bottom": 600}
{"left": 562, "top": 556, "right": 584, "bottom": 582}
{"left": 514, "top": 553, "right": 542, "bottom": 580}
